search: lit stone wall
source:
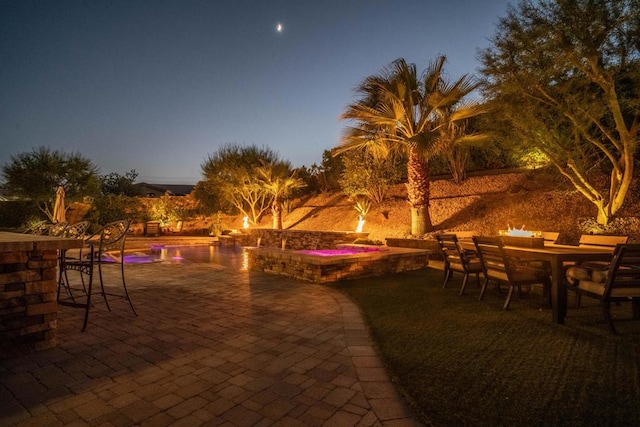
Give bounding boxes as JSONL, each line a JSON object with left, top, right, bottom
{"left": 243, "top": 229, "right": 370, "bottom": 250}
{"left": 0, "top": 234, "right": 82, "bottom": 356}
{"left": 248, "top": 246, "right": 429, "bottom": 283}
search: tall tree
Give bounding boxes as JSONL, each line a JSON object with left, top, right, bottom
{"left": 480, "top": 0, "right": 640, "bottom": 226}
{"left": 336, "top": 57, "right": 486, "bottom": 235}
{"left": 100, "top": 170, "right": 139, "bottom": 196}
{"left": 1, "top": 146, "right": 100, "bottom": 221}
{"left": 437, "top": 111, "right": 491, "bottom": 184}
{"left": 298, "top": 150, "right": 344, "bottom": 194}
{"left": 198, "top": 144, "right": 283, "bottom": 225}
{"left": 338, "top": 149, "right": 404, "bottom": 204}
{"left": 256, "top": 161, "right": 305, "bottom": 229}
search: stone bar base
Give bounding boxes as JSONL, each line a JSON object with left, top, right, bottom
{"left": 0, "top": 232, "right": 83, "bottom": 356}
{"left": 1, "top": 249, "right": 59, "bottom": 355}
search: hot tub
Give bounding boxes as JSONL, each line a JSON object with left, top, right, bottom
{"left": 247, "top": 244, "right": 430, "bottom": 283}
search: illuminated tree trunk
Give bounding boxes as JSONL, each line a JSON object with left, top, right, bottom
{"left": 272, "top": 197, "right": 283, "bottom": 229}
{"left": 406, "top": 147, "right": 433, "bottom": 236}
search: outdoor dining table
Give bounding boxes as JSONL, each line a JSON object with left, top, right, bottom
{"left": 459, "top": 240, "right": 614, "bottom": 324}
{"left": 504, "top": 244, "right": 615, "bottom": 323}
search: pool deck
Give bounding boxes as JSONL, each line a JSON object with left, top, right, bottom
{"left": 1, "top": 250, "right": 421, "bottom": 425}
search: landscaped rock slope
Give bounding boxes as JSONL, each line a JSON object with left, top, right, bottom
{"left": 271, "top": 168, "right": 640, "bottom": 245}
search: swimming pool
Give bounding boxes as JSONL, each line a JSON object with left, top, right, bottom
{"left": 295, "top": 246, "right": 385, "bottom": 256}
{"left": 119, "top": 244, "right": 246, "bottom": 269}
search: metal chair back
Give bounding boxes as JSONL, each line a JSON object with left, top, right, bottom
{"left": 65, "top": 221, "right": 91, "bottom": 239}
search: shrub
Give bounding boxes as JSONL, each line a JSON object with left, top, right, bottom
{"left": 88, "top": 195, "right": 145, "bottom": 226}
{"left": 0, "top": 201, "right": 43, "bottom": 229}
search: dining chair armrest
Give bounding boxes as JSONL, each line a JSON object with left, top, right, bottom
{"left": 578, "top": 261, "right": 611, "bottom": 270}
{"left": 460, "top": 249, "right": 478, "bottom": 260}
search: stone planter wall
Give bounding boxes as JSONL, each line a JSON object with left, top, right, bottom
{"left": 243, "top": 229, "right": 370, "bottom": 250}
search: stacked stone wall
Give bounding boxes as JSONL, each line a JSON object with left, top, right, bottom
{"left": 0, "top": 249, "right": 59, "bottom": 356}
{"left": 244, "top": 229, "right": 369, "bottom": 250}
{"left": 248, "top": 246, "right": 429, "bottom": 283}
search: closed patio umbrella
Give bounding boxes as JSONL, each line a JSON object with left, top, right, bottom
{"left": 53, "top": 186, "right": 66, "bottom": 223}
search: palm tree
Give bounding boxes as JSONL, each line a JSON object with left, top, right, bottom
{"left": 335, "top": 56, "right": 485, "bottom": 235}
{"left": 437, "top": 110, "right": 491, "bottom": 184}
{"left": 257, "top": 161, "right": 306, "bottom": 229}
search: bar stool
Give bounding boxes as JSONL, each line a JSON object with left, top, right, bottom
{"left": 57, "top": 220, "right": 136, "bottom": 331}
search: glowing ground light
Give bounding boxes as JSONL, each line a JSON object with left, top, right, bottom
{"left": 296, "top": 247, "right": 383, "bottom": 257}
{"left": 241, "top": 250, "right": 249, "bottom": 271}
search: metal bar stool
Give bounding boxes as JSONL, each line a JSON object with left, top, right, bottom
{"left": 57, "top": 220, "right": 136, "bottom": 331}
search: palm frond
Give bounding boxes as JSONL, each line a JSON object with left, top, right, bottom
{"left": 449, "top": 103, "right": 489, "bottom": 122}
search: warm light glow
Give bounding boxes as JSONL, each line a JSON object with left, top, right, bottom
{"left": 241, "top": 249, "right": 249, "bottom": 271}
{"left": 243, "top": 216, "right": 249, "bottom": 228}
{"left": 276, "top": 22, "right": 283, "bottom": 32}
{"left": 356, "top": 216, "right": 365, "bottom": 233}
{"left": 499, "top": 225, "right": 541, "bottom": 238}
{"left": 507, "top": 228, "right": 534, "bottom": 237}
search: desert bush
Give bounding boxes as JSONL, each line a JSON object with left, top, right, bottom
{"left": 145, "top": 194, "right": 199, "bottom": 226}
{"left": 0, "top": 200, "right": 43, "bottom": 229}
{"left": 578, "top": 217, "right": 640, "bottom": 237}
{"left": 88, "top": 194, "right": 145, "bottom": 226}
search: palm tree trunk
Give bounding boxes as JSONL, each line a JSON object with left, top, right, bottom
{"left": 406, "top": 147, "right": 433, "bottom": 236}
{"left": 272, "top": 197, "right": 283, "bottom": 229}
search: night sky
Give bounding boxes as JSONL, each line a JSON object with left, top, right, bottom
{"left": 1, "top": 0, "right": 513, "bottom": 184}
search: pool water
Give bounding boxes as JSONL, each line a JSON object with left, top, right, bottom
{"left": 295, "top": 247, "right": 384, "bottom": 256}
{"left": 121, "top": 244, "right": 246, "bottom": 268}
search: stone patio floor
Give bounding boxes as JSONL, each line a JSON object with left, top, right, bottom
{"left": 1, "top": 258, "right": 421, "bottom": 426}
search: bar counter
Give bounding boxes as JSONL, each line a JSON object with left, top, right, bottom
{"left": 0, "top": 231, "right": 84, "bottom": 355}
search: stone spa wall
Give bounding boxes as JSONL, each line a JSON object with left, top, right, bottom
{"left": 248, "top": 245, "right": 430, "bottom": 283}
{"left": 242, "top": 229, "right": 370, "bottom": 250}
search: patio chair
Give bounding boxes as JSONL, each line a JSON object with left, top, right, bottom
{"left": 46, "top": 222, "right": 69, "bottom": 237}
{"left": 541, "top": 231, "right": 560, "bottom": 244}
{"left": 567, "top": 234, "right": 630, "bottom": 273}
{"left": 57, "top": 220, "right": 136, "bottom": 331}
{"left": 145, "top": 221, "right": 160, "bottom": 237}
{"left": 23, "top": 220, "right": 49, "bottom": 235}
{"left": 64, "top": 220, "right": 91, "bottom": 239}
{"left": 578, "top": 234, "right": 629, "bottom": 248}
{"left": 452, "top": 230, "right": 477, "bottom": 240}
{"left": 473, "top": 236, "right": 551, "bottom": 310}
{"left": 436, "top": 234, "right": 483, "bottom": 296}
{"left": 565, "top": 243, "right": 640, "bottom": 334}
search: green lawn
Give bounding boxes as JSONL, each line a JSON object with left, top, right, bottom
{"left": 330, "top": 267, "right": 640, "bottom": 426}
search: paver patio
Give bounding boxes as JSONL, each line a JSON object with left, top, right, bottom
{"left": 1, "top": 258, "right": 420, "bottom": 426}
